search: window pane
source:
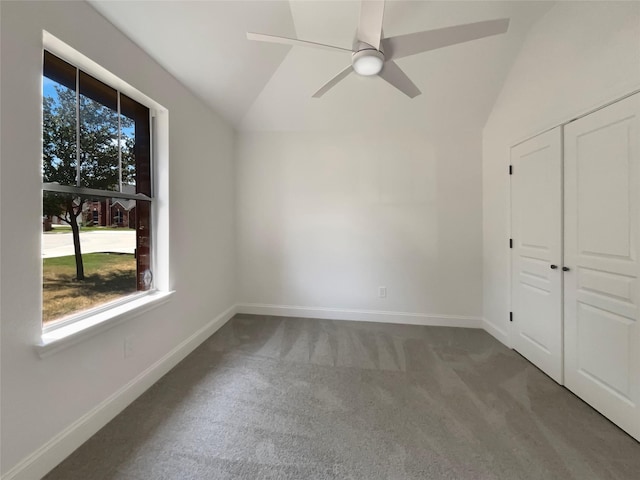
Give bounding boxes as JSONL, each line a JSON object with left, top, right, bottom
{"left": 79, "top": 72, "right": 119, "bottom": 191}
{"left": 41, "top": 53, "right": 154, "bottom": 327}
{"left": 42, "top": 191, "right": 143, "bottom": 324}
{"left": 43, "top": 53, "right": 77, "bottom": 187}
{"left": 120, "top": 112, "right": 136, "bottom": 190}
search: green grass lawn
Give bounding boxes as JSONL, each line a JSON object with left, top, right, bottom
{"left": 43, "top": 253, "right": 136, "bottom": 323}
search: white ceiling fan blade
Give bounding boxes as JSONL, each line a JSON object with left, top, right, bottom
{"left": 312, "top": 65, "right": 353, "bottom": 98}
{"left": 378, "top": 61, "right": 421, "bottom": 98}
{"left": 247, "top": 32, "right": 352, "bottom": 54}
{"left": 381, "top": 18, "right": 510, "bottom": 60}
{"left": 357, "top": 0, "right": 385, "bottom": 49}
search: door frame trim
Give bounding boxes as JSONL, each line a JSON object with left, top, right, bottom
{"left": 511, "top": 87, "right": 640, "bottom": 150}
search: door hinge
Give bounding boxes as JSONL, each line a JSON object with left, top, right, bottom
{"left": 509, "top": 165, "right": 513, "bottom": 175}
{"left": 509, "top": 238, "right": 513, "bottom": 249}
{"left": 510, "top": 312, "right": 513, "bottom": 322}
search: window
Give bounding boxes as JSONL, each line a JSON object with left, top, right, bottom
{"left": 42, "top": 51, "right": 153, "bottom": 326}
{"left": 113, "top": 208, "right": 123, "bottom": 226}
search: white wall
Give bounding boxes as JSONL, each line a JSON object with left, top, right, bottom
{"left": 482, "top": 1, "right": 640, "bottom": 343}
{"left": 237, "top": 129, "right": 483, "bottom": 322}
{"left": 0, "top": 1, "right": 236, "bottom": 477}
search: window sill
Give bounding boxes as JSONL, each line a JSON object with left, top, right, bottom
{"left": 36, "top": 290, "right": 174, "bottom": 358}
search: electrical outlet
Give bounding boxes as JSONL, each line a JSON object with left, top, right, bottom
{"left": 378, "top": 286, "right": 387, "bottom": 298}
{"left": 124, "top": 336, "right": 134, "bottom": 358}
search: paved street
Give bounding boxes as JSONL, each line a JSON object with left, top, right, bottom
{"left": 42, "top": 230, "right": 136, "bottom": 258}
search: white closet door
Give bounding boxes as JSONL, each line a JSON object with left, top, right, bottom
{"left": 564, "top": 93, "right": 640, "bottom": 440}
{"left": 511, "top": 127, "right": 563, "bottom": 383}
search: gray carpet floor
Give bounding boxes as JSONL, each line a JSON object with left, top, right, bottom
{"left": 45, "top": 314, "right": 640, "bottom": 479}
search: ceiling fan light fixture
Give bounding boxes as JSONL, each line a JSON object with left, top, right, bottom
{"left": 352, "top": 50, "right": 384, "bottom": 76}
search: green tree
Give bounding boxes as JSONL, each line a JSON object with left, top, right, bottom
{"left": 43, "top": 84, "right": 134, "bottom": 280}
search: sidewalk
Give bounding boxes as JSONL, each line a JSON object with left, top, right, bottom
{"left": 42, "top": 230, "right": 136, "bottom": 258}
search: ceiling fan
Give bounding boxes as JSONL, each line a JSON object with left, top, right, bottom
{"left": 247, "top": 0, "right": 509, "bottom": 98}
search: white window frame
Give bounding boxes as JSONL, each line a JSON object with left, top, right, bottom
{"left": 37, "top": 32, "right": 172, "bottom": 357}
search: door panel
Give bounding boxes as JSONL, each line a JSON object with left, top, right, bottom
{"left": 577, "top": 121, "right": 632, "bottom": 258}
{"left": 564, "top": 93, "right": 640, "bottom": 440}
{"left": 511, "top": 127, "right": 563, "bottom": 383}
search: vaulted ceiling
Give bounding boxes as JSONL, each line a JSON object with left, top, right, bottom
{"left": 90, "top": 1, "right": 553, "bottom": 132}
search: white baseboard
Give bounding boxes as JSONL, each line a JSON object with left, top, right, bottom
{"left": 482, "top": 317, "right": 510, "bottom": 347}
{"left": 236, "top": 303, "right": 482, "bottom": 328}
{"left": 2, "top": 305, "right": 237, "bottom": 480}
